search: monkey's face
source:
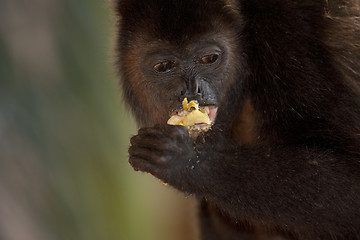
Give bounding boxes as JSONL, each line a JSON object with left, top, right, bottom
{"left": 120, "top": 30, "right": 240, "bottom": 127}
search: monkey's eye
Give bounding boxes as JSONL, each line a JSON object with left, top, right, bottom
{"left": 153, "top": 61, "right": 175, "bottom": 73}
{"left": 199, "top": 54, "right": 219, "bottom": 64}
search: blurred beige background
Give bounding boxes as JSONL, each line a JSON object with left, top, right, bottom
{"left": 0, "top": 0, "right": 197, "bottom": 239}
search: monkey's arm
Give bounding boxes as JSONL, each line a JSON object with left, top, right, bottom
{"left": 192, "top": 144, "right": 360, "bottom": 235}
{"left": 129, "top": 124, "right": 360, "bottom": 236}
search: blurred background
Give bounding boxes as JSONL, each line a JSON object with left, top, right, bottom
{"left": 0, "top": 0, "right": 197, "bottom": 239}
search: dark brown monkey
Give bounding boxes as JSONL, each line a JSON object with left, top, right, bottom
{"left": 115, "top": 0, "right": 360, "bottom": 239}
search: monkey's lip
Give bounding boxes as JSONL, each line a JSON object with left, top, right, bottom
{"left": 170, "top": 105, "right": 218, "bottom": 123}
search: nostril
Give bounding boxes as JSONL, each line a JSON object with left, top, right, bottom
{"left": 180, "top": 90, "right": 184, "bottom": 96}
{"left": 197, "top": 88, "right": 201, "bottom": 94}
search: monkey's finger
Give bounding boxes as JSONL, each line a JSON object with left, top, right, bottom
{"left": 130, "top": 135, "right": 182, "bottom": 153}
{"left": 153, "top": 124, "right": 190, "bottom": 141}
{"left": 138, "top": 125, "right": 189, "bottom": 141}
{"left": 129, "top": 157, "right": 166, "bottom": 180}
{"left": 128, "top": 145, "right": 168, "bottom": 165}
{"left": 129, "top": 156, "right": 155, "bottom": 172}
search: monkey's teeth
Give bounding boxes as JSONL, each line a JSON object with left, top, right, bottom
{"left": 204, "top": 106, "right": 210, "bottom": 114}
{"left": 208, "top": 106, "right": 218, "bottom": 122}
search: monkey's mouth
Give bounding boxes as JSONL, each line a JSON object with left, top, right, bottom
{"left": 169, "top": 105, "right": 218, "bottom": 124}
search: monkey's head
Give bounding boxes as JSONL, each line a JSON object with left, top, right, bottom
{"left": 116, "top": 0, "right": 243, "bottom": 127}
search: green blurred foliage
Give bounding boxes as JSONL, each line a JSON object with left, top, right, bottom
{"left": 0, "top": 0, "right": 197, "bottom": 240}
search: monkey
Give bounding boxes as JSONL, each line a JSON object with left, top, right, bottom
{"left": 115, "top": 0, "right": 360, "bottom": 239}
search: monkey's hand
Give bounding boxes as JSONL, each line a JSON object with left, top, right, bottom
{"left": 128, "top": 124, "right": 198, "bottom": 190}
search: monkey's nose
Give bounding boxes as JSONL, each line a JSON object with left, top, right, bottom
{"left": 180, "top": 77, "right": 203, "bottom": 100}
{"left": 180, "top": 88, "right": 202, "bottom": 103}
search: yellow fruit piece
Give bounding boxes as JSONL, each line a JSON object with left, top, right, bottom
{"left": 167, "top": 98, "right": 211, "bottom": 126}
{"left": 182, "top": 109, "right": 211, "bottom": 125}
{"left": 183, "top": 98, "right": 198, "bottom": 111}
{"left": 167, "top": 115, "right": 185, "bottom": 125}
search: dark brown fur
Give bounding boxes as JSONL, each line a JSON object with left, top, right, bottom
{"left": 115, "top": 0, "right": 360, "bottom": 239}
